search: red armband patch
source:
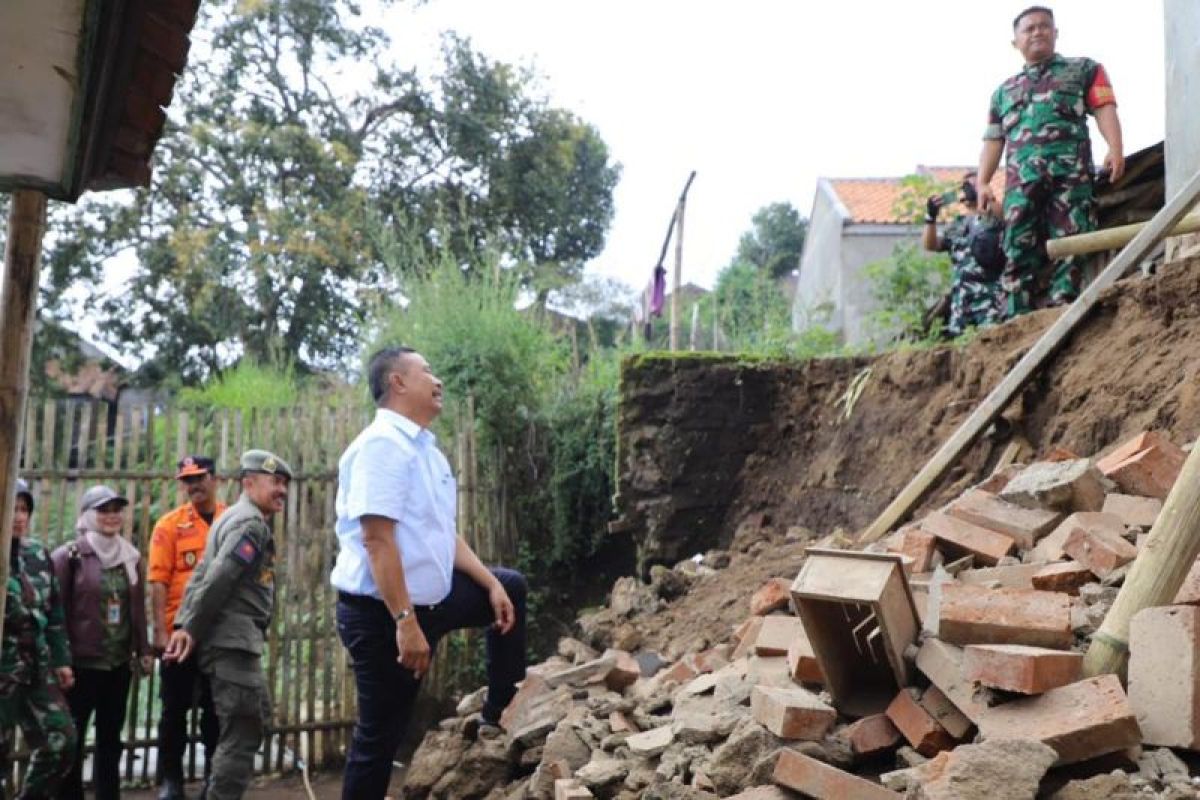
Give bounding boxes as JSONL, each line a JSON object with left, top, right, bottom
{"left": 230, "top": 535, "right": 259, "bottom": 565}
{"left": 1087, "top": 64, "right": 1116, "bottom": 109}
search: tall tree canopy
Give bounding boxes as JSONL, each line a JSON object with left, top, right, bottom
{"left": 40, "top": 0, "right": 620, "bottom": 381}
{"left": 733, "top": 201, "right": 807, "bottom": 279}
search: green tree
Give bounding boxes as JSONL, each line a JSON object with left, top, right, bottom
{"left": 39, "top": 1, "right": 619, "bottom": 382}
{"left": 733, "top": 201, "right": 807, "bottom": 278}
{"left": 863, "top": 243, "right": 952, "bottom": 342}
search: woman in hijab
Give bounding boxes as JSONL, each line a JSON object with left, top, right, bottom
{"left": 52, "top": 485, "right": 152, "bottom": 800}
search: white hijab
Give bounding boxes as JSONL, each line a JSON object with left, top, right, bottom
{"left": 76, "top": 510, "right": 140, "bottom": 586}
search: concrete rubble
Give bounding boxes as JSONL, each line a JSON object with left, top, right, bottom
{"left": 402, "top": 430, "right": 1200, "bottom": 800}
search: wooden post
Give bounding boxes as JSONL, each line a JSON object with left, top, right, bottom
{"left": 1046, "top": 211, "right": 1200, "bottom": 259}
{"left": 858, "top": 167, "right": 1200, "bottom": 544}
{"left": 1083, "top": 443, "right": 1200, "bottom": 678}
{"left": 0, "top": 189, "right": 49, "bottom": 649}
{"left": 669, "top": 196, "right": 686, "bottom": 351}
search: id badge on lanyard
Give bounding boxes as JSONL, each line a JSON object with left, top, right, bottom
{"left": 106, "top": 594, "right": 122, "bottom": 625}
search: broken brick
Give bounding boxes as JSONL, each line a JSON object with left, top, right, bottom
{"left": 917, "top": 685, "right": 972, "bottom": 740}
{"left": 946, "top": 489, "right": 1062, "bottom": 550}
{"left": 886, "top": 688, "right": 956, "bottom": 756}
{"left": 1030, "top": 561, "right": 1094, "bottom": 595}
{"left": 920, "top": 511, "right": 1015, "bottom": 567}
{"left": 786, "top": 629, "right": 822, "bottom": 684}
{"left": 978, "top": 675, "right": 1141, "bottom": 765}
{"left": 886, "top": 527, "right": 937, "bottom": 574}
{"left": 731, "top": 617, "right": 765, "bottom": 660}
{"left": 957, "top": 563, "right": 1046, "bottom": 589}
{"left": 608, "top": 711, "right": 638, "bottom": 734}
{"left": 963, "top": 644, "right": 1082, "bottom": 694}
{"left": 1128, "top": 605, "right": 1200, "bottom": 749}
{"left": 938, "top": 583, "right": 1072, "bottom": 649}
{"left": 915, "top": 639, "right": 988, "bottom": 724}
{"left": 1101, "top": 493, "right": 1163, "bottom": 529}
{"left": 839, "top": 713, "right": 903, "bottom": 758}
{"left": 602, "top": 649, "right": 641, "bottom": 692}
{"left": 1095, "top": 430, "right": 1176, "bottom": 474}
{"left": 1031, "top": 511, "right": 1125, "bottom": 564}
{"left": 1103, "top": 444, "right": 1186, "bottom": 499}
{"left": 975, "top": 463, "right": 1025, "bottom": 494}
{"left": 999, "top": 459, "right": 1106, "bottom": 513}
{"left": 750, "top": 578, "right": 793, "bottom": 616}
{"left": 750, "top": 684, "right": 836, "bottom": 740}
{"left": 755, "top": 615, "right": 804, "bottom": 657}
{"left": 1061, "top": 515, "right": 1136, "bottom": 578}
{"left": 773, "top": 748, "right": 900, "bottom": 799}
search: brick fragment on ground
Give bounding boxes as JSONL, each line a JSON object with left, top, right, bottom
{"left": 750, "top": 577, "right": 792, "bottom": 616}
{"left": 838, "top": 713, "right": 903, "bottom": 758}
{"left": 978, "top": 674, "right": 1141, "bottom": 765}
{"left": 772, "top": 747, "right": 900, "bottom": 799}
{"left": 608, "top": 711, "right": 638, "bottom": 734}
{"left": 730, "top": 616, "right": 765, "bottom": 660}
{"left": 963, "top": 644, "right": 1082, "bottom": 694}
{"left": 1060, "top": 512, "right": 1136, "bottom": 578}
{"left": 1095, "top": 431, "right": 1172, "bottom": 473}
{"left": 938, "top": 583, "right": 1072, "bottom": 649}
{"left": 957, "top": 563, "right": 1045, "bottom": 589}
{"left": 915, "top": 638, "right": 989, "bottom": 724}
{"left": 999, "top": 458, "right": 1106, "bottom": 513}
{"left": 975, "top": 463, "right": 1024, "bottom": 494}
{"left": 920, "top": 511, "right": 1015, "bottom": 567}
{"left": 886, "top": 527, "right": 937, "bottom": 574}
{"left": 1101, "top": 492, "right": 1163, "bottom": 528}
{"left": 754, "top": 614, "right": 804, "bottom": 657}
{"left": 602, "top": 649, "right": 641, "bottom": 691}
{"left": 885, "top": 688, "right": 956, "bottom": 756}
{"left": 1128, "top": 604, "right": 1200, "bottom": 749}
{"left": 750, "top": 684, "right": 836, "bottom": 740}
{"left": 786, "top": 629, "right": 822, "bottom": 684}
{"left": 1033, "top": 511, "right": 1124, "bottom": 563}
{"left": 1096, "top": 431, "right": 1186, "bottom": 499}
{"left": 906, "top": 738, "right": 1058, "bottom": 800}
{"left": 917, "top": 685, "right": 972, "bottom": 739}
{"left": 1030, "top": 561, "right": 1094, "bottom": 595}
{"left": 946, "top": 488, "right": 1062, "bottom": 550}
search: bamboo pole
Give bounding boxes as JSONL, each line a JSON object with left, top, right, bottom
{"left": 669, "top": 195, "right": 686, "bottom": 351}
{"left": 1046, "top": 211, "right": 1200, "bottom": 259}
{"left": 1083, "top": 443, "right": 1200, "bottom": 678}
{"left": 0, "top": 190, "right": 49, "bottom": 647}
{"left": 859, "top": 167, "right": 1200, "bottom": 545}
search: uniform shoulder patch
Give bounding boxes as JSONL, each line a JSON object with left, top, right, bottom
{"left": 230, "top": 534, "right": 260, "bottom": 565}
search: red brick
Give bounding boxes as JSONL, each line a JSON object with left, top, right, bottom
{"left": 750, "top": 578, "right": 792, "bottom": 616}
{"left": 751, "top": 685, "right": 837, "bottom": 740}
{"left": 1031, "top": 561, "right": 1094, "bottom": 595}
{"left": 731, "top": 617, "right": 764, "bottom": 660}
{"left": 978, "top": 675, "right": 1140, "bottom": 764}
{"left": 946, "top": 489, "right": 1062, "bottom": 550}
{"left": 886, "top": 527, "right": 937, "bottom": 574}
{"left": 773, "top": 748, "right": 900, "bottom": 799}
{"left": 693, "top": 646, "right": 730, "bottom": 673}
{"left": 938, "top": 583, "right": 1072, "bottom": 649}
{"left": 1031, "top": 511, "right": 1125, "bottom": 564}
{"left": 976, "top": 463, "right": 1024, "bottom": 494}
{"left": 660, "top": 657, "right": 699, "bottom": 685}
{"left": 885, "top": 688, "right": 956, "bottom": 756}
{"left": 958, "top": 563, "right": 1046, "bottom": 589}
{"left": 920, "top": 511, "right": 1015, "bottom": 567}
{"left": 1104, "top": 444, "right": 1186, "bottom": 499}
{"left": 786, "top": 629, "right": 822, "bottom": 684}
{"left": 1043, "top": 446, "right": 1081, "bottom": 462}
{"left": 1129, "top": 605, "right": 1200, "bottom": 748}
{"left": 755, "top": 615, "right": 804, "bottom": 657}
{"left": 608, "top": 711, "right": 638, "bottom": 734}
{"left": 839, "top": 713, "right": 902, "bottom": 758}
{"left": 917, "top": 685, "right": 972, "bottom": 739}
{"left": 1174, "top": 557, "right": 1200, "bottom": 605}
{"left": 963, "top": 644, "right": 1082, "bottom": 694}
{"left": 602, "top": 649, "right": 640, "bottom": 692}
{"left": 1102, "top": 493, "right": 1163, "bottom": 528}
{"left": 1061, "top": 516, "right": 1136, "bottom": 578}
{"left": 1095, "top": 431, "right": 1174, "bottom": 475}
{"left": 915, "top": 639, "right": 989, "bottom": 724}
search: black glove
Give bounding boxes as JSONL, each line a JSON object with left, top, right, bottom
{"left": 925, "top": 195, "right": 943, "bottom": 223}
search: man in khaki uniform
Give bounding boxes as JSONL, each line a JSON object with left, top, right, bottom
{"left": 164, "top": 450, "right": 292, "bottom": 800}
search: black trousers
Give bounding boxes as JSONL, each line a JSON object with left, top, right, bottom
{"left": 336, "top": 567, "right": 527, "bottom": 800}
{"left": 157, "top": 657, "right": 219, "bottom": 783}
{"left": 61, "top": 664, "right": 131, "bottom": 800}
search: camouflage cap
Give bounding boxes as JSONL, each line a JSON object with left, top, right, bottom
{"left": 14, "top": 478, "right": 33, "bottom": 511}
{"left": 79, "top": 485, "right": 129, "bottom": 512}
{"left": 240, "top": 449, "right": 293, "bottom": 480}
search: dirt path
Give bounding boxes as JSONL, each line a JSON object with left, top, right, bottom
{"left": 123, "top": 772, "right": 345, "bottom": 800}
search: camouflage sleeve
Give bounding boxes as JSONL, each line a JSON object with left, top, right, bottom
{"left": 45, "top": 565, "right": 71, "bottom": 668}
{"left": 983, "top": 87, "right": 1003, "bottom": 141}
{"left": 175, "top": 517, "right": 267, "bottom": 642}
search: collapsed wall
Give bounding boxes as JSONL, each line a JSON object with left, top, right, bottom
{"left": 615, "top": 257, "right": 1200, "bottom": 571}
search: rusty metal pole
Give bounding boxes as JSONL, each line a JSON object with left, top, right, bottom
{"left": 0, "top": 189, "right": 49, "bottom": 650}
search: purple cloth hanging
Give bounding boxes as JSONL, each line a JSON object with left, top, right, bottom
{"left": 649, "top": 264, "right": 667, "bottom": 316}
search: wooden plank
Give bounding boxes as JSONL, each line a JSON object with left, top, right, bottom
{"left": 860, "top": 167, "right": 1200, "bottom": 545}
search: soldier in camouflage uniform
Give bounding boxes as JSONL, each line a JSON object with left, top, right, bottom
{"left": 0, "top": 479, "right": 76, "bottom": 800}
{"left": 977, "top": 5, "right": 1124, "bottom": 317}
{"left": 164, "top": 451, "right": 292, "bottom": 800}
{"left": 923, "top": 172, "right": 1005, "bottom": 336}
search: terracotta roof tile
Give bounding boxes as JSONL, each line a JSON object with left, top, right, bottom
{"left": 828, "top": 167, "right": 1006, "bottom": 224}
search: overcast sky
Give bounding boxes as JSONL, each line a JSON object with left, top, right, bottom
{"left": 387, "top": 1, "right": 1166, "bottom": 294}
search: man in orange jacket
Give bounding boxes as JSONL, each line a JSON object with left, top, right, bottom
{"left": 149, "top": 455, "right": 226, "bottom": 800}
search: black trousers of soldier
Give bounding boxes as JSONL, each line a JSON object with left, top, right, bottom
{"left": 336, "top": 567, "right": 528, "bottom": 800}
{"left": 157, "top": 657, "right": 219, "bottom": 784}
{"left": 61, "top": 664, "right": 131, "bottom": 800}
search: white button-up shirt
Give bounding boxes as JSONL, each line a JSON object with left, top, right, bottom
{"left": 330, "top": 409, "right": 458, "bottom": 605}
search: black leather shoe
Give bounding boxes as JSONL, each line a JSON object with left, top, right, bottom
{"left": 157, "top": 777, "right": 186, "bottom": 800}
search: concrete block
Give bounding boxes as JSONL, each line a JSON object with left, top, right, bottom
{"left": 917, "top": 685, "right": 973, "bottom": 739}
{"left": 957, "top": 563, "right": 1046, "bottom": 589}
{"left": 1128, "top": 605, "right": 1200, "bottom": 748}
{"left": 1174, "top": 557, "right": 1200, "bottom": 605}
{"left": 1061, "top": 514, "right": 1136, "bottom": 578}
{"left": 946, "top": 489, "right": 1062, "bottom": 549}
{"left": 887, "top": 527, "right": 937, "bottom": 574}
{"left": 772, "top": 747, "right": 901, "bottom": 799}
{"left": 1031, "top": 511, "right": 1125, "bottom": 565}
{"left": 747, "top": 655, "right": 793, "bottom": 688}
{"left": 750, "top": 577, "right": 792, "bottom": 616}
{"left": 554, "top": 778, "right": 594, "bottom": 800}
{"left": 920, "top": 511, "right": 1015, "bottom": 567}
{"left": 786, "top": 629, "right": 822, "bottom": 684}
{"left": 839, "top": 713, "right": 903, "bottom": 758}
{"left": 755, "top": 614, "right": 804, "bottom": 657}
{"left": 999, "top": 459, "right": 1106, "bottom": 513}
{"left": 939, "top": 583, "right": 1073, "bottom": 649}
{"left": 915, "top": 639, "right": 989, "bottom": 724}
{"left": 1031, "top": 561, "right": 1095, "bottom": 595}
{"left": 886, "top": 688, "right": 956, "bottom": 756}
{"left": 978, "top": 675, "right": 1141, "bottom": 765}
{"left": 626, "top": 725, "right": 674, "bottom": 757}
{"left": 750, "top": 684, "right": 836, "bottom": 740}
{"left": 1102, "top": 493, "right": 1163, "bottom": 528}
{"left": 963, "top": 644, "right": 1083, "bottom": 694}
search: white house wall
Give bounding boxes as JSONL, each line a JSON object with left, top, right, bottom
{"left": 839, "top": 226, "right": 918, "bottom": 345}
{"left": 793, "top": 181, "right": 846, "bottom": 336}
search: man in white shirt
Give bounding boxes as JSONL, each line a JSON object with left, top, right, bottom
{"left": 330, "top": 346, "right": 527, "bottom": 800}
